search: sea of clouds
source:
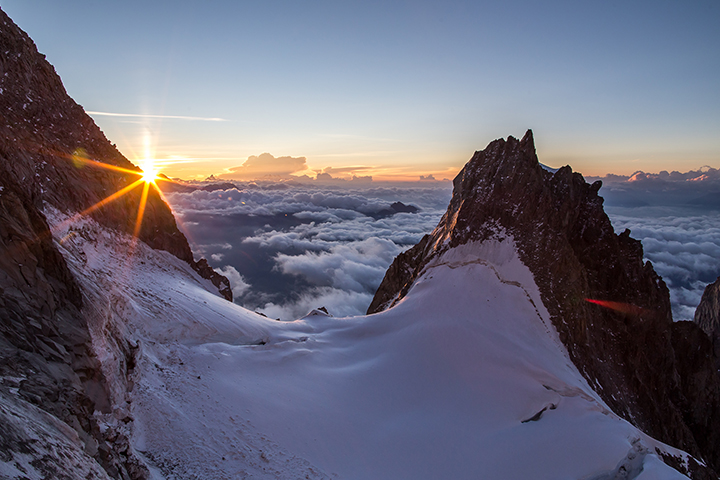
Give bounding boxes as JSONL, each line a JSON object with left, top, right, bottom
{"left": 165, "top": 167, "right": 720, "bottom": 322}
{"left": 166, "top": 182, "right": 453, "bottom": 319}
{"left": 605, "top": 207, "right": 720, "bottom": 320}
{"left": 593, "top": 166, "right": 720, "bottom": 321}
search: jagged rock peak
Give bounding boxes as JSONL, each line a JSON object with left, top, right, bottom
{"left": 369, "top": 130, "right": 720, "bottom": 476}
{"left": 369, "top": 130, "right": 608, "bottom": 313}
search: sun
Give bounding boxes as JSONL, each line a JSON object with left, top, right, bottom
{"left": 139, "top": 158, "right": 159, "bottom": 184}
{"left": 55, "top": 148, "right": 177, "bottom": 243}
{"left": 140, "top": 165, "right": 159, "bottom": 184}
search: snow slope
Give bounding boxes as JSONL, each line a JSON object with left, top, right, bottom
{"left": 49, "top": 212, "right": 693, "bottom": 479}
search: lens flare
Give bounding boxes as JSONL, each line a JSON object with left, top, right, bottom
{"left": 584, "top": 298, "right": 647, "bottom": 317}
{"left": 49, "top": 148, "right": 178, "bottom": 242}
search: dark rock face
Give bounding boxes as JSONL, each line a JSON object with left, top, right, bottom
{"left": 369, "top": 131, "right": 720, "bottom": 475}
{"left": 0, "top": 7, "right": 227, "bottom": 477}
{"left": 0, "top": 162, "right": 145, "bottom": 477}
{"left": 695, "top": 276, "right": 720, "bottom": 365}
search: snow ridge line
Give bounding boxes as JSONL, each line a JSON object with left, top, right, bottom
{"left": 425, "top": 257, "right": 554, "bottom": 337}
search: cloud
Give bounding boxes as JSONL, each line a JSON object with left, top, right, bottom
{"left": 315, "top": 167, "right": 374, "bottom": 184}
{"left": 168, "top": 177, "right": 716, "bottom": 324}
{"left": 587, "top": 166, "right": 720, "bottom": 209}
{"left": 273, "top": 238, "right": 402, "bottom": 293}
{"left": 322, "top": 166, "right": 373, "bottom": 175}
{"left": 86, "top": 111, "right": 227, "bottom": 122}
{"left": 220, "top": 153, "right": 308, "bottom": 180}
{"left": 166, "top": 184, "right": 451, "bottom": 219}
{"left": 606, "top": 206, "right": 720, "bottom": 321}
{"left": 166, "top": 181, "right": 452, "bottom": 319}
{"left": 216, "top": 265, "right": 252, "bottom": 298}
{"left": 259, "top": 288, "right": 375, "bottom": 320}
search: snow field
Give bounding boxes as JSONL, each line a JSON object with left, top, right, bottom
{"left": 48, "top": 212, "right": 692, "bottom": 479}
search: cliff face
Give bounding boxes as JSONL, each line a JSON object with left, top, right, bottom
{"left": 695, "top": 277, "right": 720, "bottom": 365}
{"left": 370, "top": 131, "right": 720, "bottom": 474}
{"left": 0, "top": 8, "right": 226, "bottom": 478}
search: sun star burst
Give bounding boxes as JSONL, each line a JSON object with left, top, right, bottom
{"left": 139, "top": 159, "right": 159, "bottom": 185}
{"left": 51, "top": 149, "right": 177, "bottom": 243}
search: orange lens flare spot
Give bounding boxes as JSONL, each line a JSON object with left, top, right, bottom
{"left": 584, "top": 298, "right": 647, "bottom": 317}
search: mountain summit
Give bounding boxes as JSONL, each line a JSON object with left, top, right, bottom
{"left": 370, "top": 130, "right": 720, "bottom": 475}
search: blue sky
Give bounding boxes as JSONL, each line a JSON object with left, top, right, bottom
{"left": 2, "top": 0, "right": 719, "bottom": 180}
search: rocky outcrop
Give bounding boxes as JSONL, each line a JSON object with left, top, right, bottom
{"left": 695, "top": 276, "right": 720, "bottom": 365}
{"left": 194, "top": 258, "right": 232, "bottom": 301}
{"left": 0, "top": 7, "right": 228, "bottom": 478}
{"left": 369, "top": 131, "right": 720, "bottom": 475}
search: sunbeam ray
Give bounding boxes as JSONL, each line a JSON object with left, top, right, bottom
{"left": 133, "top": 181, "right": 151, "bottom": 238}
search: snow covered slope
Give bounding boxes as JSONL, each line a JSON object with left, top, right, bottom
{"left": 49, "top": 211, "right": 695, "bottom": 479}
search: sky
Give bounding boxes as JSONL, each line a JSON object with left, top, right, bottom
{"left": 2, "top": 0, "right": 719, "bottom": 181}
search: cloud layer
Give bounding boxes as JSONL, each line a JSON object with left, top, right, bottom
{"left": 166, "top": 172, "right": 718, "bottom": 323}
{"left": 167, "top": 182, "right": 452, "bottom": 319}
{"left": 606, "top": 206, "right": 720, "bottom": 321}
{"left": 589, "top": 166, "right": 720, "bottom": 209}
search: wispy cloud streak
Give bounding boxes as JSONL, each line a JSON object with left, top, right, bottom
{"left": 86, "top": 111, "right": 227, "bottom": 122}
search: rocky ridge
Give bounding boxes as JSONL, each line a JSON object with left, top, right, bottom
{"left": 369, "top": 130, "right": 720, "bottom": 477}
{"left": 0, "top": 8, "right": 228, "bottom": 478}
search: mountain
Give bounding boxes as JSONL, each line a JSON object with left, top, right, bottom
{"left": 0, "top": 8, "right": 230, "bottom": 478}
{"left": 0, "top": 7, "right": 717, "bottom": 479}
{"left": 370, "top": 130, "right": 720, "bottom": 477}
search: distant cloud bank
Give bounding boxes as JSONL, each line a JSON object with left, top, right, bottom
{"left": 218, "top": 152, "right": 381, "bottom": 183}
{"left": 588, "top": 166, "right": 720, "bottom": 209}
